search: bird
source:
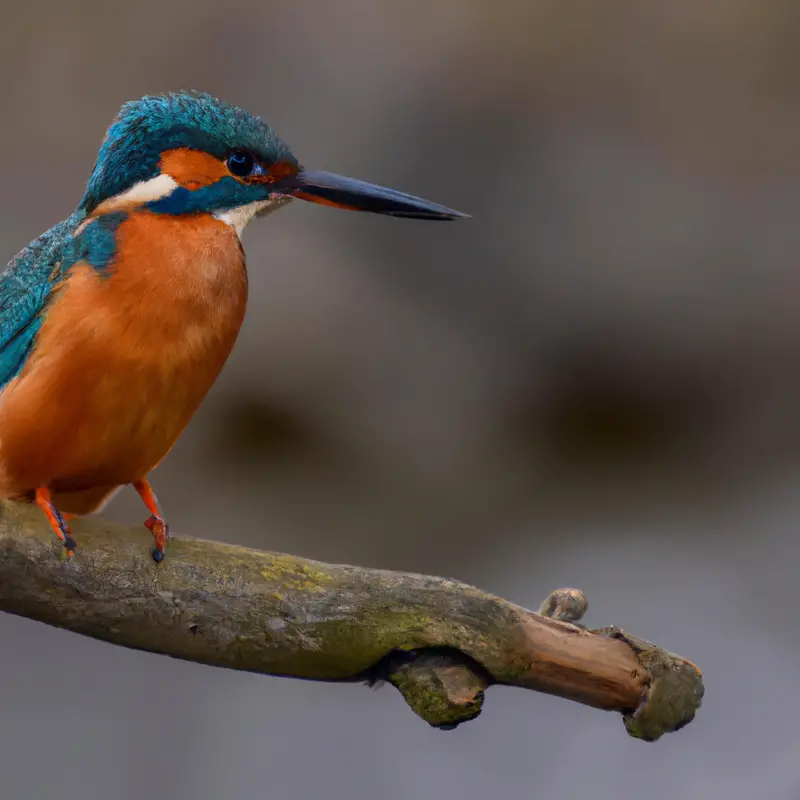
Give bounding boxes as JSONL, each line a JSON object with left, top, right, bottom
{"left": 0, "top": 90, "right": 467, "bottom": 562}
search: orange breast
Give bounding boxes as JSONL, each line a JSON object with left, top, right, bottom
{"left": 0, "top": 211, "right": 248, "bottom": 502}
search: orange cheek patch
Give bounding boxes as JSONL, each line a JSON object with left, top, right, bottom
{"left": 159, "top": 149, "right": 230, "bottom": 189}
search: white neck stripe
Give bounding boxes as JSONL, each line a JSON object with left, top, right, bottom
{"left": 92, "top": 173, "right": 179, "bottom": 215}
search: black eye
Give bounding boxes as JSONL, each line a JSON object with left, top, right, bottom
{"left": 227, "top": 150, "right": 255, "bottom": 177}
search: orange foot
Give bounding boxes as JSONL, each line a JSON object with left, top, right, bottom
{"left": 35, "top": 488, "right": 77, "bottom": 556}
{"left": 133, "top": 479, "right": 169, "bottom": 563}
{"left": 144, "top": 514, "right": 169, "bottom": 563}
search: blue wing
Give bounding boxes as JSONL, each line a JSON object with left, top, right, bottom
{"left": 0, "top": 210, "right": 128, "bottom": 390}
{"left": 0, "top": 215, "right": 79, "bottom": 390}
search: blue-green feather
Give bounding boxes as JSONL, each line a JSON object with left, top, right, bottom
{"left": 148, "top": 177, "right": 266, "bottom": 215}
{"left": 69, "top": 212, "right": 127, "bottom": 275}
{"left": 0, "top": 211, "right": 127, "bottom": 388}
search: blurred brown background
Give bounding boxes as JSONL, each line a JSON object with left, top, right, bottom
{"left": 2, "top": 1, "right": 799, "bottom": 798}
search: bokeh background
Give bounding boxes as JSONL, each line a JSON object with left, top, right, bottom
{"left": 1, "top": 2, "right": 799, "bottom": 798}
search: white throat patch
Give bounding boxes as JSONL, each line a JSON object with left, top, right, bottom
{"left": 214, "top": 195, "right": 293, "bottom": 237}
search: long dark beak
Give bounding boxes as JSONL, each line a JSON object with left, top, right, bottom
{"left": 279, "top": 169, "right": 468, "bottom": 221}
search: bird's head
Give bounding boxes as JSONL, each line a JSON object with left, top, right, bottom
{"left": 79, "top": 91, "right": 467, "bottom": 230}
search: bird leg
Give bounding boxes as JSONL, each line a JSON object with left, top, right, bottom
{"left": 133, "top": 479, "right": 168, "bottom": 563}
{"left": 35, "top": 488, "right": 77, "bottom": 556}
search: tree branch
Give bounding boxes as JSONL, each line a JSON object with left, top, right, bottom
{"left": 0, "top": 501, "right": 703, "bottom": 741}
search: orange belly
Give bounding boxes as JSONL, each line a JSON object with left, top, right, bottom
{"left": 0, "top": 210, "right": 247, "bottom": 511}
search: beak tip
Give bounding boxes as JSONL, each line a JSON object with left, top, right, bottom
{"left": 389, "top": 205, "right": 470, "bottom": 221}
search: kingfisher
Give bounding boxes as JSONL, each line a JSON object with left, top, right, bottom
{"left": 0, "top": 91, "right": 466, "bottom": 562}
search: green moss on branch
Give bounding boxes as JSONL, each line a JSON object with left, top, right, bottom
{"left": 0, "top": 501, "right": 703, "bottom": 740}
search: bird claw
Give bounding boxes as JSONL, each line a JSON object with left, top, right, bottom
{"left": 145, "top": 515, "right": 169, "bottom": 562}
{"left": 63, "top": 531, "right": 78, "bottom": 557}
